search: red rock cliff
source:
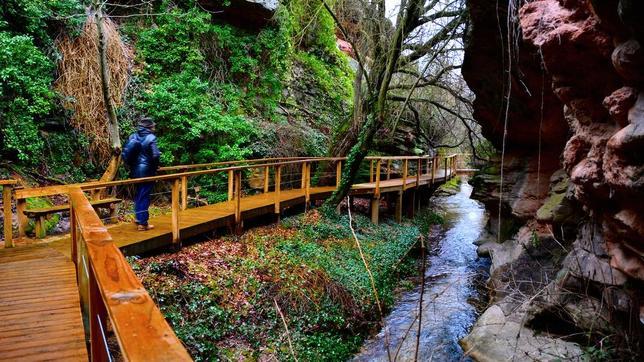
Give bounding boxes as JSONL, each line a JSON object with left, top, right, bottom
{"left": 462, "top": 0, "right": 643, "bottom": 358}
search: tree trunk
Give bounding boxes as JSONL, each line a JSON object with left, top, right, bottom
{"left": 95, "top": 3, "right": 121, "bottom": 183}
{"left": 325, "top": 112, "right": 379, "bottom": 206}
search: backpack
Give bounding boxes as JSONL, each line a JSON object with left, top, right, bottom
{"left": 122, "top": 134, "right": 152, "bottom": 169}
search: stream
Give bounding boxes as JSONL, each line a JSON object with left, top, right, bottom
{"left": 354, "top": 179, "right": 489, "bottom": 361}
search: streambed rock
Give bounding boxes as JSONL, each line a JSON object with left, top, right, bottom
{"left": 460, "top": 305, "right": 583, "bottom": 362}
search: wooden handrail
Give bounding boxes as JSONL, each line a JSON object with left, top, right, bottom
{"left": 158, "top": 156, "right": 315, "bottom": 172}
{"left": 69, "top": 187, "right": 191, "bottom": 361}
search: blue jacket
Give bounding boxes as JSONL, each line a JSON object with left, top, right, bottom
{"left": 123, "top": 127, "right": 161, "bottom": 178}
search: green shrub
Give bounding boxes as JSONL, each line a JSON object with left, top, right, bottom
{"left": 140, "top": 72, "right": 255, "bottom": 165}
{"left": 0, "top": 32, "right": 54, "bottom": 163}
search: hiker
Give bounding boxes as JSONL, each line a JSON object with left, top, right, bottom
{"left": 122, "top": 117, "right": 161, "bottom": 231}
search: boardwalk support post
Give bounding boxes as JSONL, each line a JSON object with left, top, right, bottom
{"left": 395, "top": 190, "right": 403, "bottom": 222}
{"left": 171, "top": 178, "right": 180, "bottom": 246}
{"left": 2, "top": 181, "right": 14, "bottom": 248}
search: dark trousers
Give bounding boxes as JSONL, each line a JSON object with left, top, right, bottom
{"left": 134, "top": 182, "right": 153, "bottom": 226}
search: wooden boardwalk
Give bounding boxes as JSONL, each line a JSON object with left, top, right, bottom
{"left": 0, "top": 156, "right": 456, "bottom": 361}
{"left": 0, "top": 245, "right": 87, "bottom": 361}
{"left": 102, "top": 169, "right": 451, "bottom": 255}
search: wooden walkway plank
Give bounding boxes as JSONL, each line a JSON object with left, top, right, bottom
{"left": 0, "top": 246, "right": 88, "bottom": 361}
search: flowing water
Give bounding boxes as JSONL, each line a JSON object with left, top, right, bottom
{"left": 354, "top": 179, "right": 489, "bottom": 362}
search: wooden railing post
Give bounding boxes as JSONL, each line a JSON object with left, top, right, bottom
{"left": 227, "top": 169, "right": 234, "bottom": 202}
{"left": 180, "top": 176, "right": 188, "bottom": 210}
{"left": 301, "top": 162, "right": 307, "bottom": 188}
{"left": 416, "top": 159, "right": 421, "bottom": 188}
{"left": 70, "top": 204, "right": 77, "bottom": 264}
{"left": 275, "top": 165, "right": 282, "bottom": 215}
{"left": 234, "top": 170, "right": 242, "bottom": 230}
{"left": 426, "top": 157, "right": 430, "bottom": 176}
{"left": 263, "top": 166, "right": 270, "bottom": 193}
{"left": 16, "top": 196, "right": 26, "bottom": 238}
{"left": 402, "top": 159, "right": 408, "bottom": 190}
{"left": 444, "top": 157, "right": 448, "bottom": 179}
{"left": 171, "top": 178, "right": 180, "bottom": 246}
{"left": 375, "top": 159, "right": 381, "bottom": 198}
{"left": 371, "top": 159, "right": 381, "bottom": 224}
{"left": 2, "top": 182, "right": 13, "bottom": 248}
{"left": 336, "top": 161, "right": 342, "bottom": 187}
{"left": 88, "top": 265, "right": 109, "bottom": 362}
{"left": 304, "top": 162, "right": 311, "bottom": 210}
{"left": 369, "top": 160, "right": 375, "bottom": 183}
{"left": 432, "top": 157, "right": 437, "bottom": 185}
{"left": 387, "top": 159, "right": 392, "bottom": 180}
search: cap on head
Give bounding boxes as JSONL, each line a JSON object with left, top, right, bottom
{"left": 139, "top": 117, "right": 156, "bottom": 129}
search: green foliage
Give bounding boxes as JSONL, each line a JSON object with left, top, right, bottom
{"left": 0, "top": 0, "right": 83, "bottom": 169}
{"left": 141, "top": 72, "right": 254, "bottom": 165}
{"left": 0, "top": 32, "right": 54, "bottom": 163}
{"left": 0, "top": 0, "right": 83, "bottom": 46}
{"left": 132, "top": 210, "right": 434, "bottom": 360}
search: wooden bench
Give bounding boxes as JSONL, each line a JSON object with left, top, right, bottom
{"left": 24, "top": 198, "right": 122, "bottom": 238}
{"left": 14, "top": 183, "right": 121, "bottom": 239}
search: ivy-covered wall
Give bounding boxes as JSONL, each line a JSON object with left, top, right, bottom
{"left": 0, "top": 0, "right": 353, "bottom": 182}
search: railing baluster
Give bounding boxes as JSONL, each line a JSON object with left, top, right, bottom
{"left": 336, "top": 161, "right": 342, "bottom": 187}
{"left": 416, "top": 159, "right": 421, "bottom": 188}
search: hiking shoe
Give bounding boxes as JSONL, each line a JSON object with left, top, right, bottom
{"left": 137, "top": 224, "right": 155, "bottom": 231}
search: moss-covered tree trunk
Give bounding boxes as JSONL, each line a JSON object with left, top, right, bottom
{"left": 325, "top": 0, "right": 421, "bottom": 207}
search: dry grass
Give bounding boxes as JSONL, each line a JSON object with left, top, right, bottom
{"left": 55, "top": 14, "right": 132, "bottom": 161}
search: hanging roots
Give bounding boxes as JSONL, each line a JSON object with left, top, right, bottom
{"left": 55, "top": 14, "right": 132, "bottom": 161}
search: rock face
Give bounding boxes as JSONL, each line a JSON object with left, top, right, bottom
{"left": 463, "top": 0, "right": 644, "bottom": 359}
{"left": 199, "top": 0, "right": 278, "bottom": 28}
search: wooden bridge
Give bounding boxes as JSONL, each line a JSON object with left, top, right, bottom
{"left": 0, "top": 154, "right": 461, "bottom": 361}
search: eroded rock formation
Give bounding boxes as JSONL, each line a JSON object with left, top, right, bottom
{"left": 462, "top": 0, "right": 643, "bottom": 359}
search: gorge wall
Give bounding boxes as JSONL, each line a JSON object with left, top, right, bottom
{"left": 462, "top": 0, "right": 643, "bottom": 359}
